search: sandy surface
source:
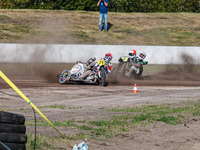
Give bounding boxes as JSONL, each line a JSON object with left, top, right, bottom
{"left": 1, "top": 63, "right": 200, "bottom": 150}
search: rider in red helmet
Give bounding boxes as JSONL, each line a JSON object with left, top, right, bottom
{"left": 126, "top": 50, "right": 139, "bottom": 76}
{"left": 103, "top": 53, "right": 113, "bottom": 74}
{"left": 128, "top": 50, "right": 136, "bottom": 57}
{"left": 92, "top": 53, "right": 113, "bottom": 75}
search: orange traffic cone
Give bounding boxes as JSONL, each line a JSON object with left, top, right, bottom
{"left": 133, "top": 84, "right": 138, "bottom": 94}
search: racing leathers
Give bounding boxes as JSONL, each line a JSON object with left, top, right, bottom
{"left": 106, "top": 61, "right": 112, "bottom": 74}
{"left": 93, "top": 58, "right": 112, "bottom": 75}
{"left": 125, "top": 55, "right": 140, "bottom": 77}
{"left": 79, "top": 57, "right": 96, "bottom": 79}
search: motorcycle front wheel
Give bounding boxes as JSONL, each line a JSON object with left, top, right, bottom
{"left": 59, "top": 70, "right": 69, "bottom": 84}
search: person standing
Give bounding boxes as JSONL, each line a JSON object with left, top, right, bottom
{"left": 97, "top": 0, "right": 109, "bottom": 32}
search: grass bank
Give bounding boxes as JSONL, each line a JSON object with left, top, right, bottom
{"left": 0, "top": 9, "right": 199, "bottom": 46}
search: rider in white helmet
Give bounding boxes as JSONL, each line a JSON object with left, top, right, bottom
{"left": 138, "top": 52, "right": 146, "bottom": 60}
{"left": 126, "top": 50, "right": 147, "bottom": 77}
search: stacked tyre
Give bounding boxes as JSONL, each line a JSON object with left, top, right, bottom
{"left": 0, "top": 111, "right": 27, "bottom": 150}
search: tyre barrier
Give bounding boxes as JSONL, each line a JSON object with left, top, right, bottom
{"left": 0, "top": 111, "right": 27, "bottom": 150}
{"left": 0, "top": 111, "right": 25, "bottom": 125}
{"left": 0, "top": 123, "right": 26, "bottom": 134}
{"left": 0, "top": 143, "right": 26, "bottom": 150}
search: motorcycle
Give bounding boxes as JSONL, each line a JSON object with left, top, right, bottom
{"left": 114, "top": 56, "right": 148, "bottom": 78}
{"left": 57, "top": 59, "right": 108, "bottom": 86}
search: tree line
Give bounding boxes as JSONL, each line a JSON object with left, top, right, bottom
{"left": 0, "top": 0, "right": 199, "bottom": 12}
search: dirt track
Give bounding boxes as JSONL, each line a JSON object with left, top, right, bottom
{"left": 1, "top": 63, "right": 200, "bottom": 150}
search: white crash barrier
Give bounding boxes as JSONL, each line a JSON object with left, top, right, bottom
{"left": 0, "top": 43, "right": 199, "bottom": 64}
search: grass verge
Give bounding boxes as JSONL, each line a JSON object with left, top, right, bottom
{"left": 25, "top": 100, "right": 200, "bottom": 149}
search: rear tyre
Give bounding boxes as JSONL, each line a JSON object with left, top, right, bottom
{"left": 59, "top": 70, "right": 69, "bottom": 84}
{"left": 100, "top": 67, "right": 106, "bottom": 86}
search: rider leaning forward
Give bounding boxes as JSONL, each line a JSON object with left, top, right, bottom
{"left": 79, "top": 53, "right": 113, "bottom": 79}
{"left": 102, "top": 53, "right": 113, "bottom": 74}
{"left": 126, "top": 50, "right": 146, "bottom": 77}
{"left": 79, "top": 57, "right": 96, "bottom": 79}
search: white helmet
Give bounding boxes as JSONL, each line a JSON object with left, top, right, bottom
{"left": 138, "top": 52, "right": 146, "bottom": 60}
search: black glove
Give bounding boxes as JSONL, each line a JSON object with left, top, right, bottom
{"left": 92, "top": 57, "right": 96, "bottom": 61}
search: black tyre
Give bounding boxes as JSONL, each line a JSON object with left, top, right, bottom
{"left": 0, "top": 111, "right": 25, "bottom": 125}
{"left": 0, "top": 123, "right": 26, "bottom": 134}
{"left": 100, "top": 67, "right": 106, "bottom": 86}
{"left": 0, "top": 133, "right": 27, "bottom": 144}
{"left": 59, "top": 70, "right": 69, "bottom": 84}
{"left": 0, "top": 142, "right": 26, "bottom": 150}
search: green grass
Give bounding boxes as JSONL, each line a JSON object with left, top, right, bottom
{"left": 0, "top": 24, "right": 32, "bottom": 40}
{"left": 0, "top": 109, "right": 8, "bottom": 111}
{"left": 27, "top": 134, "right": 56, "bottom": 150}
{"left": 25, "top": 100, "right": 200, "bottom": 148}
{"left": 39, "top": 105, "right": 67, "bottom": 109}
{"left": 109, "top": 102, "right": 200, "bottom": 125}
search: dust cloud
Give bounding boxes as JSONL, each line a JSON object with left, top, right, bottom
{"left": 109, "top": 53, "right": 200, "bottom": 86}
{"left": 1, "top": 46, "right": 200, "bottom": 87}
{"left": 0, "top": 16, "right": 74, "bottom": 83}
{"left": 152, "top": 53, "right": 199, "bottom": 81}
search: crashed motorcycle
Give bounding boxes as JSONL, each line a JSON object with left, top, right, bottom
{"left": 57, "top": 59, "right": 108, "bottom": 86}
{"left": 114, "top": 56, "right": 148, "bottom": 78}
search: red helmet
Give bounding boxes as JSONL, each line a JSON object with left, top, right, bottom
{"left": 129, "top": 50, "right": 136, "bottom": 56}
{"left": 104, "top": 53, "right": 113, "bottom": 62}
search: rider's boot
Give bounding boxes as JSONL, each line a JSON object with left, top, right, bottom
{"left": 79, "top": 70, "right": 92, "bottom": 80}
{"left": 126, "top": 66, "right": 139, "bottom": 77}
{"left": 136, "top": 68, "right": 140, "bottom": 74}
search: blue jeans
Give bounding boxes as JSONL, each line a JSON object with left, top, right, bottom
{"left": 99, "top": 13, "right": 108, "bottom": 31}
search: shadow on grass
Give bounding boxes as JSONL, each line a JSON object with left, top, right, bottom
{"left": 102, "top": 22, "right": 113, "bottom": 31}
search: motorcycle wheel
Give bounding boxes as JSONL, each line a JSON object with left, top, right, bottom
{"left": 100, "top": 67, "right": 106, "bottom": 86}
{"left": 59, "top": 70, "right": 69, "bottom": 84}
